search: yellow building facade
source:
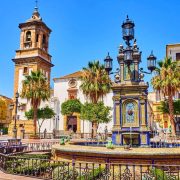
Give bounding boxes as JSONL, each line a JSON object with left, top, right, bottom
{"left": 0, "top": 95, "right": 13, "bottom": 129}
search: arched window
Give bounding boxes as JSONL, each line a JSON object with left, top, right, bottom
{"left": 26, "top": 31, "right": 31, "bottom": 42}
{"left": 42, "top": 34, "right": 46, "bottom": 44}
{"left": 36, "top": 34, "right": 39, "bottom": 42}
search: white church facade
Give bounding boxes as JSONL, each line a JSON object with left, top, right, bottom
{"left": 53, "top": 71, "right": 114, "bottom": 134}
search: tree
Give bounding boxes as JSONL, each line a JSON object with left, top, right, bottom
{"left": 21, "top": 70, "right": 50, "bottom": 135}
{"left": 80, "top": 102, "right": 112, "bottom": 131}
{"left": 25, "top": 106, "right": 55, "bottom": 136}
{"left": 158, "top": 99, "right": 180, "bottom": 115}
{"left": 61, "top": 99, "right": 82, "bottom": 116}
{"left": 151, "top": 57, "right": 180, "bottom": 135}
{"left": 80, "top": 61, "right": 112, "bottom": 103}
{"left": 80, "top": 61, "right": 112, "bottom": 136}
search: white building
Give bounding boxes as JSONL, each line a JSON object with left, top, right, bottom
{"left": 53, "top": 71, "right": 114, "bottom": 134}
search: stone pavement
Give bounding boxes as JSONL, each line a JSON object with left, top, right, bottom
{"left": 0, "top": 170, "right": 38, "bottom": 180}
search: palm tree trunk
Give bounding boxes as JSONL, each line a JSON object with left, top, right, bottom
{"left": 168, "top": 94, "right": 176, "bottom": 135}
{"left": 33, "top": 105, "right": 38, "bottom": 135}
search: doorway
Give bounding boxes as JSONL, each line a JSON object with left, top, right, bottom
{"left": 67, "top": 116, "right": 77, "bottom": 132}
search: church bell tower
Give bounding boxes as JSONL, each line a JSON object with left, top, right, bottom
{"left": 10, "top": 4, "right": 54, "bottom": 135}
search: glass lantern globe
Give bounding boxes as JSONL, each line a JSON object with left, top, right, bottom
{"left": 122, "top": 15, "right": 135, "bottom": 43}
{"left": 104, "top": 53, "right": 113, "bottom": 74}
{"left": 147, "top": 51, "right": 156, "bottom": 72}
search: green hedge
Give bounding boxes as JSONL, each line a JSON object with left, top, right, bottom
{"left": 6, "top": 159, "right": 64, "bottom": 176}
{"left": 15, "top": 153, "right": 51, "bottom": 159}
{"left": 77, "top": 167, "right": 105, "bottom": 180}
{"left": 143, "top": 168, "right": 177, "bottom": 180}
{"left": 53, "top": 166, "right": 105, "bottom": 180}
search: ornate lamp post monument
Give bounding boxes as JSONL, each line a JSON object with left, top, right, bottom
{"left": 104, "top": 16, "right": 156, "bottom": 146}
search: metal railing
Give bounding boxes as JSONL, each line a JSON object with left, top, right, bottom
{"left": 23, "top": 132, "right": 111, "bottom": 140}
{"left": 0, "top": 141, "right": 59, "bottom": 154}
{"left": 0, "top": 154, "right": 179, "bottom": 179}
{"left": 24, "top": 141, "right": 59, "bottom": 152}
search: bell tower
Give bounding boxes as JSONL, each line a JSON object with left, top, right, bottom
{"left": 10, "top": 4, "right": 54, "bottom": 135}
{"left": 13, "top": 7, "right": 53, "bottom": 94}
{"left": 13, "top": 5, "right": 53, "bottom": 96}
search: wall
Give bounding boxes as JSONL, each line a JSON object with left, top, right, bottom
{"left": 54, "top": 77, "right": 114, "bottom": 133}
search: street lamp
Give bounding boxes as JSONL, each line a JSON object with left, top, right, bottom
{"left": 9, "top": 92, "right": 22, "bottom": 139}
{"left": 147, "top": 51, "right": 156, "bottom": 72}
{"left": 104, "top": 52, "right": 113, "bottom": 75}
{"left": 104, "top": 52, "right": 121, "bottom": 83}
{"left": 122, "top": 15, "right": 135, "bottom": 46}
{"left": 105, "top": 16, "right": 157, "bottom": 78}
{"left": 139, "top": 51, "right": 156, "bottom": 74}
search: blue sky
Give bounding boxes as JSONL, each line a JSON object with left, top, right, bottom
{"left": 0, "top": 0, "right": 180, "bottom": 97}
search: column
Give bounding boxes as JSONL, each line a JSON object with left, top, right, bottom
{"left": 20, "top": 31, "right": 25, "bottom": 49}
{"left": 134, "top": 61, "right": 139, "bottom": 81}
{"left": 140, "top": 99, "right": 146, "bottom": 126}
{"left": 120, "top": 63, "right": 124, "bottom": 82}
{"left": 39, "top": 33, "right": 42, "bottom": 49}
{"left": 113, "top": 96, "right": 120, "bottom": 126}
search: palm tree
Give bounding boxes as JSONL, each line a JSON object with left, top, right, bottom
{"left": 21, "top": 70, "right": 50, "bottom": 135}
{"left": 80, "top": 61, "right": 112, "bottom": 103}
{"left": 80, "top": 60, "right": 112, "bottom": 136}
{"left": 151, "top": 57, "right": 180, "bottom": 135}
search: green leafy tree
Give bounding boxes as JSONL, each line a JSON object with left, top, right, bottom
{"left": 21, "top": 71, "right": 50, "bottom": 135}
{"left": 80, "top": 102, "right": 112, "bottom": 130}
{"left": 25, "top": 106, "right": 55, "bottom": 136}
{"left": 80, "top": 61, "right": 112, "bottom": 136}
{"left": 158, "top": 99, "right": 180, "bottom": 115}
{"left": 61, "top": 99, "right": 82, "bottom": 116}
{"left": 151, "top": 57, "right": 180, "bottom": 135}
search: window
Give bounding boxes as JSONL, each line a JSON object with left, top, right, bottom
{"left": 36, "top": 34, "right": 39, "bottom": 42}
{"left": 176, "top": 53, "right": 180, "bottom": 61}
{"left": 26, "top": 31, "right": 31, "bottom": 42}
{"left": 23, "top": 67, "right": 28, "bottom": 74}
{"left": 42, "top": 34, "right": 46, "bottom": 44}
{"left": 164, "top": 121, "right": 168, "bottom": 128}
{"left": 19, "top": 124, "right": 23, "bottom": 127}
{"left": 68, "top": 89, "right": 77, "bottom": 100}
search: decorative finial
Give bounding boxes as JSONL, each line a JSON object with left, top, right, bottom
{"left": 27, "top": 0, "right": 42, "bottom": 22}
{"left": 108, "top": 52, "right": 110, "bottom": 56}
{"left": 151, "top": 50, "right": 153, "bottom": 55}
{"left": 35, "top": 0, "right": 38, "bottom": 11}
{"left": 127, "top": 15, "right": 129, "bottom": 20}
